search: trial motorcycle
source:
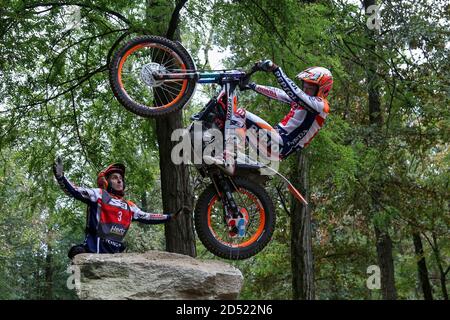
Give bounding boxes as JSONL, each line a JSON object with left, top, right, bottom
{"left": 109, "top": 36, "right": 307, "bottom": 259}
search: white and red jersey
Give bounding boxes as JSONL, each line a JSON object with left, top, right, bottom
{"left": 249, "top": 66, "right": 330, "bottom": 158}
{"left": 56, "top": 175, "right": 170, "bottom": 253}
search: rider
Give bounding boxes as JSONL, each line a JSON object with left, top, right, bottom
{"left": 53, "top": 157, "right": 182, "bottom": 259}
{"left": 248, "top": 60, "right": 332, "bottom": 158}
{"left": 211, "top": 60, "right": 333, "bottom": 174}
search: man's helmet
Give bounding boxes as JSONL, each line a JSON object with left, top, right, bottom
{"left": 97, "top": 163, "right": 126, "bottom": 191}
{"left": 296, "top": 67, "right": 333, "bottom": 98}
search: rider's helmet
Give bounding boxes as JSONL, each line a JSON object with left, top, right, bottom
{"left": 97, "top": 163, "right": 126, "bottom": 193}
{"left": 296, "top": 67, "right": 333, "bottom": 98}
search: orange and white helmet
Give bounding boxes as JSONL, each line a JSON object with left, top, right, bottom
{"left": 296, "top": 67, "right": 333, "bottom": 98}
{"left": 97, "top": 163, "right": 126, "bottom": 190}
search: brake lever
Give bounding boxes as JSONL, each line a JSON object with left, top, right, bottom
{"left": 239, "top": 67, "right": 258, "bottom": 90}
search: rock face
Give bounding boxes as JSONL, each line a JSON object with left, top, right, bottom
{"left": 72, "top": 250, "right": 243, "bottom": 300}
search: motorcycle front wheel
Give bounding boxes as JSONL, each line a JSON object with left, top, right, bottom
{"left": 109, "top": 35, "right": 197, "bottom": 117}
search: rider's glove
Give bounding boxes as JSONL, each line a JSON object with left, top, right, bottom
{"left": 255, "top": 60, "right": 278, "bottom": 72}
{"left": 53, "top": 156, "right": 64, "bottom": 179}
{"left": 239, "top": 83, "right": 251, "bottom": 91}
{"left": 240, "top": 82, "right": 257, "bottom": 92}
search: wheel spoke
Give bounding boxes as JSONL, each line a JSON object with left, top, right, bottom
{"left": 161, "top": 83, "right": 182, "bottom": 97}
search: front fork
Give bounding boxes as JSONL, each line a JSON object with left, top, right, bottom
{"left": 212, "top": 174, "right": 239, "bottom": 218}
{"left": 211, "top": 174, "right": 249, "bottom": 238}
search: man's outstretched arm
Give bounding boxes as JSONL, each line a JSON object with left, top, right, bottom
{"left": 254, "top": 60, "right": 326, "bottom": 114}
{"left": 129, "top": 203, "right": 173, "bottom": 224}
{"left": 272, "top": 66, "right": 326, "bottom": 114}
{"left": 248, "top": 83, "right": 292, "bottom": 104}
{"left": 130, "top": 204, "right": 187, "bottom": 224}
{"left": 53, "top": 156, "right": 98, "bottom": 204}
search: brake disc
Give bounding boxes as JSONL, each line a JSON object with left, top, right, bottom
{"left": 140, "top": 63, "right": 167, "bottom": 88}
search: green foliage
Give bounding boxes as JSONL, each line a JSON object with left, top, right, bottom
{"left": 0, "top": 0, "right": 448, "bottom": 300}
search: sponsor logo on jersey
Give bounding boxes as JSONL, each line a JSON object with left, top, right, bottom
{"left": 274, "top": 70, "right": 298, "bottom": 102}
{"left": 110, "top": 225, "right": 126, "bottom": 236}
{"left": 109, "top": 198, "right": 129, "bottom": 210}
{"left": 286, "top": 130, "right": 308, "bottom": 146}
{"left": 309, "top": 96, "right": 322, "bottom": 102}
{"left": 257, "top": 86, "right": 277, "bottom": 98}
{"left": 105, "top": 239, "right": 122, "bottom": 247}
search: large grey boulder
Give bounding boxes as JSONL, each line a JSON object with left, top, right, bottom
{"left": 71, "top": 250, "right": 243, "bottom": 300}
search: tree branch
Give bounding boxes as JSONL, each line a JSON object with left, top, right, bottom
{"left": 106, "top": 31, "right": 131, "bottom": 67}
{"left": 70, "top": 91, "right": 92, "bottom": 168}
{"left": 45, "top": 28, "right": 127, "bottom": 85}
{"left": 18, "top": 65, "right": 108, "bottom": 109}
{"left": 166, "top": 0, "right": 188, "bottom": 40}
{"left": 248, "top": 0, "right": 307, "bottom": 63}
{"left": 442, "top": 265, "right": 450, "bottom": 276}
{"left": 23, "top": 1, "right": 131, "bottom": 26}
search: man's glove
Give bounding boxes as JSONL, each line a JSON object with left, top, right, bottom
{"left": 239, "top": 81, "right": 257, "bottom": 92}
{"left": 254, "top": 60, "right": 278, "bottom": 72}
{"left": 239, "top": 82, "right": 252, "bottom": 91}
{"left": 53, "top": 156, "right": 64, "bottom": 179}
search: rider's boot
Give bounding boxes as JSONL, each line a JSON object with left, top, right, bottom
{"left": 203, "top": 127, "right": 246, "bottom": 175}
{"left": 203, "top": 151, "right": 235, "bottom": 175}
{"left": 68, "top": 244, "right": 88, "bottom": 260}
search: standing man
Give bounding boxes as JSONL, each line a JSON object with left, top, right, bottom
{"left": 53, "top": 157, "right": 182, "bottom": 259}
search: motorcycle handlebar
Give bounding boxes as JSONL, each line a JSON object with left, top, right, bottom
{"left": 239, "top": 66, "right": 259, "bottom": 90}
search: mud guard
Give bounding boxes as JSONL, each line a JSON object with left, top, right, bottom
{"left": 261, "top": 165, "right": 308, "bottom": 205}
{"left": 231, "top": 153, "right": 309, "bottom": 205}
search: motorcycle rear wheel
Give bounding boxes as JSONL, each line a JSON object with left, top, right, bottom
{"left": 194, "top": 177, "right": 276, "bottom": 260}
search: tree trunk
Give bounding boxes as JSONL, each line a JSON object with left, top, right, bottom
{"left": 374, "top": 226, "right": 396, "bottom": 299}
{"left": 412, "top": 232, "right": 433, "bottom": 300}
{"left": 291, "top": 150, "right": 315, "bottom": 300}
{"left": 141, "top": 192, "right": 148, "bottom": 211}
{"left": 364, "top": 0, "right": 397, "bottom": 300}
{"left": 430, "top": 232, "right": 448, "bottom": 300}
{"left": 146, "top": 0, "right": 196, "bottom": 257}
{"left": 156, "top": 114, "right": 196, "bottom": 256}
{"left": 44, "top": 243, "right": 53, "bottom": 299}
